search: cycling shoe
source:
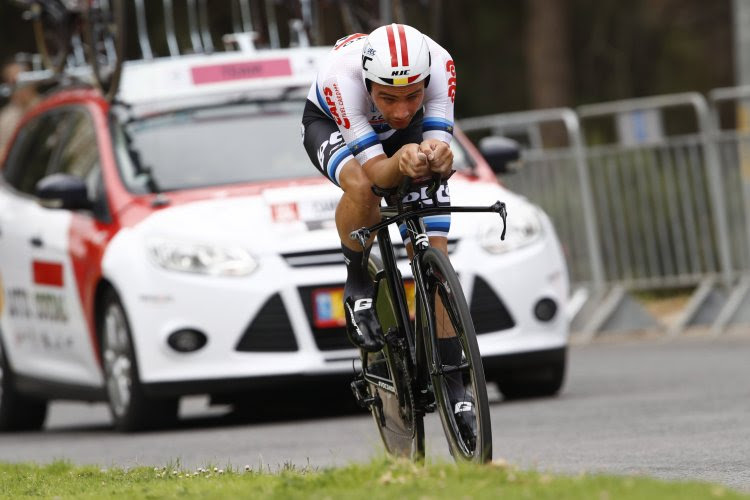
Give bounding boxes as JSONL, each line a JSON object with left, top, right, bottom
{"left": 453, "top": 395, "right": 477, "bottom": 447}
{"left": 344, "top": 295, "right": 385, "bottom": 352}
{"left": 446, "top": 376, "right": 477, "bottom": 447}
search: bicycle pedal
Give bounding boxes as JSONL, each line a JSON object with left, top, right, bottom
{"left": 350, "top": 378, "right": 382, "bottom": 410}
{"left": 350, "top": 378, "right": 369, "bottom": 407}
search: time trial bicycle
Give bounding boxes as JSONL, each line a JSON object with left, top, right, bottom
{"left": 349, "top": 174, "right": 507, "bottom": 463}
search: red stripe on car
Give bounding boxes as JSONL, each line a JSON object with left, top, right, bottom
{"left": 397, "top": 24, "right": 409, "bottom": 66}
{"left": 386, "top": 25, "right": 398, "bottom": 67}
{"left": 33, "top": 261, "right": 64, "bottom": 287}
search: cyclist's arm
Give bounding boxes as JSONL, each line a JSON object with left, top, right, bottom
{"left": 420, "top": 37, "right": 456, "bottom": 176}
{"left": 361, "top": 144, "right": 430, "bottom": 188}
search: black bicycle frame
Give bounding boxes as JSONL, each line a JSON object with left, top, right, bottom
{"left": 352, "top": 182, "right": 507, "bottom": 408}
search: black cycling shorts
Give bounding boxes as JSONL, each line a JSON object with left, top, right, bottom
{"left": 300, "top": 99, "right": 451, "bottom": 240}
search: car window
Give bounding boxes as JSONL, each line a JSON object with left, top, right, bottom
{"left": 2, "top": 111, "right": 68, "bottom": 195}
{"left": 53, "top": 109, "right": 99, "bottom": 181}
{"left": 117, "top": 100, "right": 314, "bottom": 192}
{"left": 115, "top": 99, "right": 474, "bottom": 193}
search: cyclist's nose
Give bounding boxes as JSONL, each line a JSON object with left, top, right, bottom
{"left": 393, "top": 103, "right": 411, "bottom": 120}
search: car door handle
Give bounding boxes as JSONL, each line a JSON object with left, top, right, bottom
{"left": 30, "top": 236, "right": 44, "bottom": 248}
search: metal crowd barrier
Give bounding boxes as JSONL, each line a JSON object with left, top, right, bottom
{"left": 460, "top": 89, "right": 750, "bottom": 337}
{"left": 459, "top": 109, "right": 606, "bottom": 333}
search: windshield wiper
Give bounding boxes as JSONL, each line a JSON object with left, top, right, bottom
{"left": 121, "top": 124, "right": 161, "bottom": 195}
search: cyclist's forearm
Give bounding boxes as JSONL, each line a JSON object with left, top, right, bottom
{"left": 362, "top": 153, "right": 404, "bottom": 188}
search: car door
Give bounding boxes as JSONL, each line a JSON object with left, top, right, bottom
{"left": 0, "top": 106, "right": 107, "bottom": 386}
{"left": 28, "top": 106, "right": 109, "bottom": 386}
{"left": 0, "top": 110, "right": 69, "bottom": 376}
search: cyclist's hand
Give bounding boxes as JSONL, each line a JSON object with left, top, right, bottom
{"left": 420, "top": 139, "right": 453, "bottom": 176}
{"left": 398, "top": 143, "right": 430, "bottom": 178}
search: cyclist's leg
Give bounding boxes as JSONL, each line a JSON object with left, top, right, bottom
{"left": 301, "top": 100, "right": 384, "bottom": 351}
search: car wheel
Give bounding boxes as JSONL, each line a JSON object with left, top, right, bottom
{"left": 0, "top": 342, "right": 48, "bottom": 431}
{"left": 495, "top": 358, "right": 566, "bottom": 400}
{"left": 100, "top": 289, "right": 178, "bottom": 432}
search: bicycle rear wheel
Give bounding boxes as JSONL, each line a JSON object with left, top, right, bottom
{"left": 84, "top": 0, "right": 125, "bottom": 100}
{"left": 420, "top": 248, "right": 492, "bottom": 462}
{"left": 362, "top": 253, "right": 424, "bottom": 461}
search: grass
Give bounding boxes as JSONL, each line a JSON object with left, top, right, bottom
{"left": 0, "top": 458, "right": 746, "bottom": 500}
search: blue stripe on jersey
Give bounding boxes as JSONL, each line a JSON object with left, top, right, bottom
{"left": 327, "top": 146, "right": 351, "bottom": 186}
{"left": 315, "top": 86, "right": 334, "bottom": 119}
{"left": 398, "top": 215, "right": 451, "bottom": 242}
{"left": 399, "top": 223, "right": 408, "bottom": 240}
{"left": 348, "top": 132, "right": 379, "bottom": 156}
{"left": 424, "top": 214, "right": 451, "bottom": 234}
{"left": 423, "top": 117, "right": 454, "bottom": 134}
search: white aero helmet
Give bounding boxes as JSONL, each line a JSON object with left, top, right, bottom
{"left": 362, "top": 24, "right": 431, "bottom": 88}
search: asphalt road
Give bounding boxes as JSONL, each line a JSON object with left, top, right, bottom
{"left": 0, "top": 334, "right": 748, "bottom": 492}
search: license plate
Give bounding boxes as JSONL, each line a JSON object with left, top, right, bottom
{"left": 311, "top": 282, "right": 416, "bottom": 329}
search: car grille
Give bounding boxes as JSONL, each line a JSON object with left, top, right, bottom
{"left": 282, "top": 239, "right": 458, "bottom": 268}
{"left": 298, "top": 283, "right": 352, "bottom": 351}
{"left": 469, "top": 276, "right": 516, "bottom": 334}
{"left": 235, "top": 293, "right": 299, "bottom": 352}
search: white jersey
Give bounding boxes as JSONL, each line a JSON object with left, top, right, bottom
{"left": 306, "top": 32, "right": 456, "bottom": 166}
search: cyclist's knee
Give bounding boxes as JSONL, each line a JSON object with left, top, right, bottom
{"left": 339, "top": 162, "right": 380, "bottom": 206}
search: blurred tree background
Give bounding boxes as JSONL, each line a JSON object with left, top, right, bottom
{"left": 0, "top": 0, "right": 734, "bottom": 118}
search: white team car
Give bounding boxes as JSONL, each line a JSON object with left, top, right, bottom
{"left": 0, "top": 47, "right": 569, "bottom": 432}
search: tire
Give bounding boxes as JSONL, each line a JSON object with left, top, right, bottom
{"left": 0, "top": 341, "right": 47, "bottom": 432}
{"left": 100, "top": 289, "right": 178, "bottom": 432}
{"left": 363, "top": 253, "right": 425, "bottom": 461}
{"left": 496, "top": 357, "right": 566, "bottom": 400}
{"left": 84, "top": 0, "right": 126, "bottom": 101}
{"left": 420, "top": 248, "right": 492, "bottom": 463}
{"left": 31, "top": 2, "right": 73, "bottom": 74}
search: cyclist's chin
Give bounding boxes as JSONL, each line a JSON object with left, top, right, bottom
{"left": 388, "top": 118, "right": 411, "bottom": 129}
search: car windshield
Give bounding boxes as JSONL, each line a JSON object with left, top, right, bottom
{"left": 114, "top": 99, "right": 472, "bottom": 193}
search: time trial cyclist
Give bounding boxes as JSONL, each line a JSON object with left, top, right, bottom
{"left": 301, "top": 24, "right": 473, "bottom": 433}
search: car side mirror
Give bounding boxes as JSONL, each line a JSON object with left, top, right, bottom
{"left": 478, "top": 136, "right": 521, "bottom": 174}
{"left": 35, "top": 173, "right": 93, "bottom": 210}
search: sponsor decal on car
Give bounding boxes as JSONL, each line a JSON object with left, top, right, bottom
{"left": 191, "top": 59, "right": 293, "bottom": 85}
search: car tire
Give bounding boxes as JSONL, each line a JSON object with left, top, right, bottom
{"left": 100, "top": 289, "right": 178, "bottom": 432}
{"left": 0, "top": 342, "right": 48, "bottom": 432}
{"left": 495, "top": 358, "right": 566, "bottom": 400}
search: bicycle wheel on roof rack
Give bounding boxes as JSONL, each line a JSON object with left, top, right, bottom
{"left": 31, "top": 2, "right": 73, "bottom": 74}
{"left": 84, "top": 0, "right": 126, "bottom": 101}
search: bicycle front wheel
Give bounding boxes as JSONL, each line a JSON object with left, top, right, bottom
{"left": 420, "top": 248, "right": 492, "bottom": 462}
{"left": 84, "top": 0, "right": 126, "bottom": 100}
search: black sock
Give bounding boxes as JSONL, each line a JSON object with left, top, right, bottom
{"left": 439, "top": 337, "right": 470, "bottom": 403}
{"left": 342, "top": 244, "right": 373, "bottom": 299}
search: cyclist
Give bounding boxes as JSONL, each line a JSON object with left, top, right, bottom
{"left": 301, "top": 24, "right": 473, "bottom": 436}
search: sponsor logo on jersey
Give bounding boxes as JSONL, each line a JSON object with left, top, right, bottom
{"left": 446, "top": 59, "right": 457, "bottom": 103}
{"left": 324, "top": 85, "right": 351, "bottom": 129}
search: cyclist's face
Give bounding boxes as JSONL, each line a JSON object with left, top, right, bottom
{"left": 370, "top": 81, "right": 425, "bottom": 130}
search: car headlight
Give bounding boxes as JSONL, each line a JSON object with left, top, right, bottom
{"left": 147, "top": 238, "right": 258, "bottom": 276}
{"left": 479, "top": 203, "right": 544, "bottom": 254}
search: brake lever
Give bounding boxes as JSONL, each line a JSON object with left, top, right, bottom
{"left": 491, "top": 201, "right": 508, "bottom": 241}
{"left": 395, "top": 176, "right": 412, "bottom": 214}
{"left": 424, "top": 172, "right": 442, "bottom": 206}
